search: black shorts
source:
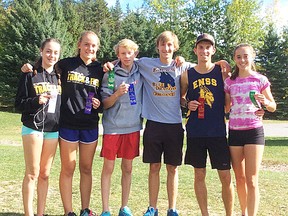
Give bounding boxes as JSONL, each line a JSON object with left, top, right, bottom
{"left": 228, "top": 126, "right": 265, "bottom": 146}
{"left": 143, "top": 120, "right": 184, "bottom": 166}
{"left": 184, "top": 137, "right": 231, "bottom": 170}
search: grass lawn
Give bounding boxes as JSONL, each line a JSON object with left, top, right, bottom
{"left": 0, "top": 111, "right": 287, "bottom": 215}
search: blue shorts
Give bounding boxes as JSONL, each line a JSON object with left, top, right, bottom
{"left": 22, "top": 125, "right": 59, "bottom": 139}
{"left": 59, "top": 127, "right": 99, "bottom": 144}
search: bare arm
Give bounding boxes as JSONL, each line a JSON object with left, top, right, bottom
{"left": 215, "top": 60, "right": 231, "bottom": 80}
{"left": 103, "top": 61, "right": 117, "bottom": 72}
{"left": 180, "top": 70, "right": 189, "bottom": 107}
{"left": 180, "top": 70, "right": 200, "bottom": 111}
{"left": 102, "top": 82, "right": 129, "bottom": 109}
{"left": 256, "top": 86, "right": 277, "bottom": 112}
{"left": 225, "top": 92, "right": 231, "bottom": 114}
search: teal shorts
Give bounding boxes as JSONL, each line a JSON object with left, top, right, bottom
{"left": 22, "top": 125, "right": 59, "bottom": 139}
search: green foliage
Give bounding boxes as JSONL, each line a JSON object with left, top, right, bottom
{"left": 0, "top": 0, "right": 287, "bottom": 119}
{"left": 257, "top": 23, "right": 288, "bottom": 119}
{"left": 117, "top": 12, "right": 157, "bottom": 58}
{"left": 186, "top": 0, "right": 232, "bottom": 62}
{"left": 98, "top": 11, "right": 157, "bottom": 62}
{"left": 78, "top": 0, "right": 110, "bottom": 33}
{"left": 144, "top": 0, "right": 192, "bottom": 60}
{"left": 0, "top": 0, "right": 80, "bottom": 108}
{"left": 226, "top": 0, "right": 265, "bottom": 48}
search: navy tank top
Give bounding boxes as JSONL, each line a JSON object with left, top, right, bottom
{"left": 185, "top": 64, "right": 226, "bottom": 138}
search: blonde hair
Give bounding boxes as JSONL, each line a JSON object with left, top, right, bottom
{"left": 156, "top": 31, "right": 179, "bottom": 52}
{"left": 77, "top": 31, "right": 100, "bottom": 55}
{"left": 113, "top": 39, "right": 139, "bottom": 55}
{"left": 231, "top": 43, "right": 256, "bottom": 80}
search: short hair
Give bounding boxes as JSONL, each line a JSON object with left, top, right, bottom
{"left": 156, "top": 31, "right": 179, "bottom": 52}
{"left": 113, "top": 39, "right": 139, "bottom": 55}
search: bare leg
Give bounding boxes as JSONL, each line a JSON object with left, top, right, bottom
{"left": 22, "top": 134, "right": 43, "bottom": 216}
{"left": 121, "top": 159, "right": 133, "bottom": 208}
{"left": 166, "top": 164, "right": 178, "bottom": 209}
{"left": 148, "top": 163, "right": 161, "bottom": 208}
{"left": 230, "top": 146, "right": 247, "bottom": 216}
{"left": 59, "top": 139, "right": 78, "bottom": 214}
{"left": 244, "top": 145, "right": 264, "bottom": 216}
{"left": 194, "top": 168, "right": 209, "bottom": 216}
{"left": 79, "top": 141, "right": 97, "bottom": 209}
{"left": 217, "top": 170, "right": 234, "bottom": 216}
{"left": 37, "top": 138, "right": 58, "bottom": 215}
{"left": 101, "top": 158, "right": 115, "bottom": 212}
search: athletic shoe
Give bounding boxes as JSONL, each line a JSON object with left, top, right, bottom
{"left": 167, "top": 209, "right": 179, "bottom": 216}
{"left": 100, "top": 211, "right": 111, "bottom": 216}
{"left": 66, "top": 212, "right": 77, "bottom": 216}
{"left": 143, "top": 207, "right": 158, "bottom": 216}
{"left": 119, "top": 206, "right": 133, "bottom": 216}
{"left": 80, "top": 208, "right": 97, "bottom": 216}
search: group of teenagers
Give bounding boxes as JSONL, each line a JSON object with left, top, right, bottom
{"left": 15, "top": 30, "right": 276, "bottom": 216}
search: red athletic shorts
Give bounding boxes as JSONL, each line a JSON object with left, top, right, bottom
{"left": 101, "top": 131, "right": 140, "bottom": 160}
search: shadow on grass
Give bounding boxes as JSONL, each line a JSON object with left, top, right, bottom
{"left": 0, "top": 214, "right": 60, "bottom": 216}
{"left": 265, "top": 138, "right": 288, "bottom": 146}
{"left": 0, "top": 214, "right": 23, "bottom": 216}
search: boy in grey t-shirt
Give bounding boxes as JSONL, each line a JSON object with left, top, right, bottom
{"left": 140, "top": 31, "right": 192, "bottom": 216}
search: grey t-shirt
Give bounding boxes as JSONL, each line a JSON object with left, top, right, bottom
{"left": 137, "top": 57, "right": 193, "bottom": 124}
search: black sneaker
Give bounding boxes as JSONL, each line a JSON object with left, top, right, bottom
{"left": 66, "top": 212, "right": 77, "bottom": 216}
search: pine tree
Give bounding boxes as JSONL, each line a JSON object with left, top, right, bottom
{"left": 78, "top": 0, "right": 110, "bottom": 33}
{"left": 257, "top": 23, "right": 288, "bottom": 119}
{"left": 0, "top": 0, "right": 74, "bottom": 107}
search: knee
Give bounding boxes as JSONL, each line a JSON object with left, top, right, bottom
{"left": 80, "top": 163, "right": 92, "bottom": 175}
{"left": 220, "top": 171, "right": 232, "bottom": 186}
{"left": 235, "top": 175, "right": 246, "bottom": 186}
{"left": 61, "top": 162, "right": 76, "bottom": 177}
{"left": 166, "top": 165, "right": 178, "bottom": 175}
{"left": 25, "top": 171, "right": 39, "bottom": 182}
{"left": 150, "top": 163, "right": 161, "bottom": 174}
{"left": 121, "top": 165, "right": 132, "bottom": 176}
{"left": 25, "top": 165, "right": 40, "bottom": 181}
{"left": 246, "top": 176, "right": 258, "bottom": 190}
{"left": 39, "top": 166, "right": 52, "bottom": 181}
{"left": 103, "top": 164, "right": 114, "bottom": 176}
{"left": 194, "top": 169, "right": 206, "bottom": 182}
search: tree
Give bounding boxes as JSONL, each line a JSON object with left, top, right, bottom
{"left": 97, "top": 11, "right": 157, "bottom": 62}
{"left": 143, "top": 0, "right": 191, "bottom": 59}
{"left": 118, "top": 12, "right": 157, "bottom": 58}
{"left": 226, "top": 0, "right": 265, "bottom": 48}
{"left": 0, "top": 0, "right": 74, "bottom": 107}
{"left": 186, "top": 0, "right": 233, "bottom": 62}
{"left": 257, "top": 23, "right": 288, "bottom": 119}
{"left": 78, "top": 0, "right": 110, "bottom": 33}
{"left": 61, "top": 0, "right": 84, "bottom": 55}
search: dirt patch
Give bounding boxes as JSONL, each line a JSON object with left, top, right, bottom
{"left": 0, "top": 140, "right": 21, "bottom": 146}
{"left": 261, "top": 163, "right": 288, "bottom": 172}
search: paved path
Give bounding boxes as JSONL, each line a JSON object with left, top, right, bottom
{"left": 263, "top": 122, "right": 288, "bottom": 137}
{"left": 99, "top": 122, "right": 288, "bottom": 137}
